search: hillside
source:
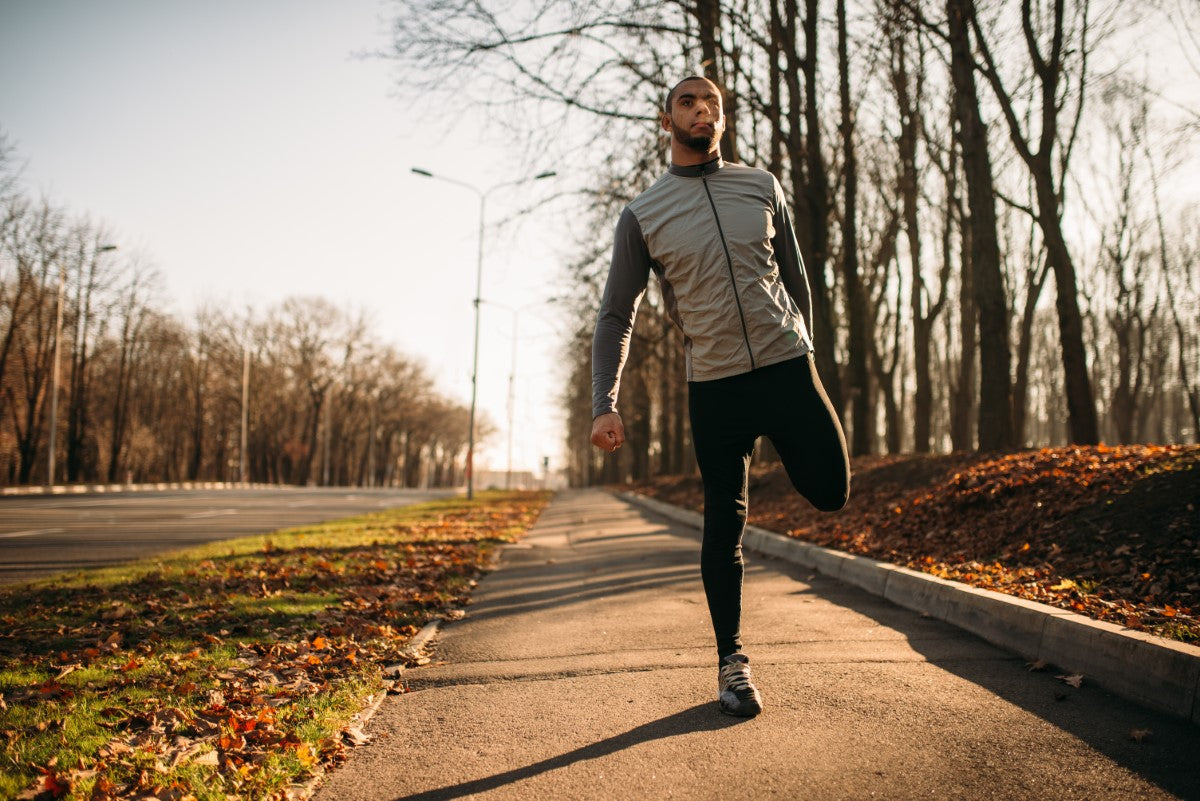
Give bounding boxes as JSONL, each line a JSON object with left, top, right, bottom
{"left": 635, "top": 445, "right": 1200, "bottom": 644}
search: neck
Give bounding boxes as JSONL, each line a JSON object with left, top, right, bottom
{"left": 671, "top": 142, "right": 722, "bottom": 167}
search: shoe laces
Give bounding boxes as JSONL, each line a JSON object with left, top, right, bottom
{"left": 720, "top": 658, "right": 754, "bottom": 693}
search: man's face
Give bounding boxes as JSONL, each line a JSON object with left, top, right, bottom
{"left": 663, "top": 79, "right": 724, "bottom": 155}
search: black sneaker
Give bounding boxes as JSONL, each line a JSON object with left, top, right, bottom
{"left": 717, "top": 653, "right": 763, "bottom": 717}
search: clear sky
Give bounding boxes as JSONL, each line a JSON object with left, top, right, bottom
{"left": 0, "top": 0, "right": 571, "bottom": 476}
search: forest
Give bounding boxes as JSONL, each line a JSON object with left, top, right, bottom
{"left": 0, "top": 138, "right": 479, "bottom": 488}
{"left": 384, "top": 0, "right": 1200, "bottom": 486}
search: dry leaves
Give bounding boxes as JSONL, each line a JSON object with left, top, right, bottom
{"left": 0, "top": 492, "right": 550, "bottom": 801}
{"left": 640, "top": 445, "right": 1200, "bottom": 643}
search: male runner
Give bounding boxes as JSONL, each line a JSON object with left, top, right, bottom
{"left": 590, "top": 76, "right": 851, "bottom": 717}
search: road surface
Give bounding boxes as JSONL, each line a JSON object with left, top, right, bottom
{"left": 0, "top": 487, "right": 455, "bottom": 584}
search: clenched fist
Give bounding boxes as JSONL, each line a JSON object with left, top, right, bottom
{"left": 590, "top": 412, "right": 626, "bottom": 453}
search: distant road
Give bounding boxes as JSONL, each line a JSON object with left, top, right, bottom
{"left": 0, "top": 487, "right": 456, "bottom": 585}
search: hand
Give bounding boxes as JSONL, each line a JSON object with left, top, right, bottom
{"left": 590, "top": 412, "right": 626, "bottom": 453}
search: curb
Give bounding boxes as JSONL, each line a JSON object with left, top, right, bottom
{"left": 620, "top": 491, "right": 1200, "bottom": 726}
{"left": 291, "top": 617, "right": 447, "bottom": 800}
{"left": 0, "top": 481, "right": 277, "bottom": 497}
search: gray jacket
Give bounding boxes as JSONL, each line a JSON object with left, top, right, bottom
{"left": 591, "top": 157, "right": 814, "bottom": 418}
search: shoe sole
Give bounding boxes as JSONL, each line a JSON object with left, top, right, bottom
{"left": 718, "top": 701, "right": 763, "bottom": 717}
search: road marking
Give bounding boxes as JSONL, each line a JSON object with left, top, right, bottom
{"left": 185, "top": 509, "right": 237, "bottom": 519}
{"left": 0, "top": 528, "right": 65, "bottom": 539}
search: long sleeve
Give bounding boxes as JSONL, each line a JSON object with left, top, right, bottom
{"left": 770, "top": 177, "right": 815, "bottom": 346}
{"left": 591, "top": 206, "right": 652, "bottom": 418}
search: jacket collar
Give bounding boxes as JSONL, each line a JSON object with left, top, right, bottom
{"left": 669, "top": 156, "right": 724, "bottom": 177}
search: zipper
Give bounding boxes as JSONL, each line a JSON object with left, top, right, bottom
{"left": 701, "top": 175, "right": 756, "bottom": 369}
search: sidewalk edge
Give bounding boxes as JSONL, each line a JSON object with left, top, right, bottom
{"left": 619, "top": 490, "right": 1200, "bottom": 725}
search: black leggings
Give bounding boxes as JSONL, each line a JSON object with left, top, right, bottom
{"left": 688, "top": 354, "right": 850, "bottom": 660}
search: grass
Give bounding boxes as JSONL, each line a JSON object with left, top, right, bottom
{"left": 0, "top": 490, "right": 550, "bottom": 801}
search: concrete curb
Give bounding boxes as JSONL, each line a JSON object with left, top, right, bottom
{"left": 402, "top": 618, "right": 444, "bottom": 662}
{"left": 295, "top": 617, "right": 447, "bottom": 799}
{"left": 620, "top": 491, "right": 1200, "bottom": 725}
{"left": 0, "top": 481, "right": 278, "bottom": 497}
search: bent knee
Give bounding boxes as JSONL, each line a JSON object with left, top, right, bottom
{"left": 808, "top": 487, "right": 849, "bottom": 512}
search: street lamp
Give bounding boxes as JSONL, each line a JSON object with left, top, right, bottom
{"left": 239, "top": 341, "right": 251, "bottom": 484}
{"left": 410, "top": 166, "right": 556, "bottom": 499}
{"left": 48, "top": 243, "right": 116, "bottom": 487}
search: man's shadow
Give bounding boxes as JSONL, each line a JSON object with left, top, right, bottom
{"left": 390, "top": 703, "right": 746, "bottom": 800}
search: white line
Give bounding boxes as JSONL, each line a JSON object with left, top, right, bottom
{"left": 185, "top": 509, "right": 238, "bottom": 519}
{"left": 0, "top": 528, "right": 65, "bottom": 539}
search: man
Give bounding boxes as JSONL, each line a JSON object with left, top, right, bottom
{"left": 590, "top": 76, "right": 851, "bottom": 717}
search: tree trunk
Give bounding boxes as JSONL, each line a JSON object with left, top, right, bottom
{"left": 106, "top": 316, "right": 134, "bottom": 483}
{"left": 1030, "top": 174, "right": 1099, "bottom": 444}
{"left": 947, "top": 0, "right": 1013, "bottom": 451}
{"left": 694, "top": 0, "right": 738, "bottom": 162}
{"left": 791, "top": 0, "right": 842, "bottom": 415}
{"left": 66, "top": 260, "right": 97, "bottom": 482}
{"left": 837, "top": 0, "right": 871, "bottom": 455}
{"left": 1013, "top": 255, "right": 1051, "bottom": 444}
{"left": 965, "top": 0, "right": 1099, "bottom": 444}
{"left": 887, "top": 4, "right": 942, "bottom": 452}
{"left": 950, "top": 166, "right": 976, "bottom": 451}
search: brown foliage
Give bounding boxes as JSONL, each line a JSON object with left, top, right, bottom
{"left": 639, "top": 445, "right": 1199, "bottom": 643}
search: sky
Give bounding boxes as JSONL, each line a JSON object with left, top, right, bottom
{"left": 0, "top": 0, "right": 572, "bottom": 477}
{"left": 4, "top": 1, "right": 1197, "bottom": 480}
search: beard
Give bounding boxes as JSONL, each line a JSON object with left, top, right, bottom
{"left": 674, "top": 128, "right": 719, "bottom": 154}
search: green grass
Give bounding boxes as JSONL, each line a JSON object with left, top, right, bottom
{"left": 0, "top": 489, "right": 550, "bottom": 800}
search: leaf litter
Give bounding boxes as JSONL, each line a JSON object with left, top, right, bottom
{"left": 0, "top": 490, "right": 549, "bottom": 800}
{"left": 639, "top": 445, "right": 1199, "bottom": 643}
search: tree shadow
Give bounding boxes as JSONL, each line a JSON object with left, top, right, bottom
{"left": 390, "top": 703, "right": 746, "bottom": 801}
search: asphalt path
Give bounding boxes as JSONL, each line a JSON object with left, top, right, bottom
{"left": 314, "top": 489, "right": 1200, "bottom": 801}
{"left": 0, "top": 487, "right": 455, "bottom": 585}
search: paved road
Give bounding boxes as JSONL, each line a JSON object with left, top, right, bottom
{"left": 314, "top": 489, "right": 1200, "bottom": 801}
{"left": 0, "top": 487, "right": 455, "bottom": 584}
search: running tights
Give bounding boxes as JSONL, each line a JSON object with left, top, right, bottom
{"left": 688, "top": 354, "right": 850, "bottom": 661}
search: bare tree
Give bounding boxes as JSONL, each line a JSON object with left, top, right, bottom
{"left": 886, "top": 1, "right": 950, "bottom": 451}
{"left": 966, "top": 0, "right": 1108, "bottom": 444}
{"left": 945, "top": 0, "right": 1015, "bottom": 450}
{"left": 104, "top": 260, "right": 160, "bottom": 482}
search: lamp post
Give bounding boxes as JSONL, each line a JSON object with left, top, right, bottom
{"left": 410, "top": 166, "right": 556, "bottom": 499}
{"left": 48, "top": 243, "right": 116, "bottom": 487}
{"left": 239, "top": 342, "right": 250, "bottom": 484}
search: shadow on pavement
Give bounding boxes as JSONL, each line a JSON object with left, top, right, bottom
{"left": 466, "top": 559, "right": 698, "bottom": 622}
{"left": 390, "top": 703, "right": 747, "bottom": 801}
{"left": 791, "top": 562, "right": 1200, "bottom": 801}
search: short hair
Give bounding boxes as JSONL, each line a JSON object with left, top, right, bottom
{"left": 664, "top": 76, "right": 721, "bottom": 114}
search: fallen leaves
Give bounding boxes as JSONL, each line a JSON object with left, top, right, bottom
{"left": 641, "top": 445, "right": 1200, "bottom": 643}
{"left": 0, "top": 491, "right": 550, "bottom": 801}
{"left": 341, "top": 726, "right": 371, "bottom": 747}
{"left": 1057, "top": 673, "right": 1085, "bottom": 688}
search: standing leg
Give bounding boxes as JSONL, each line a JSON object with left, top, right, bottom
{"left": 688, "top": 377, "right": 758, "bottom": 661}
{"left": 766, "top": 354, "right": 851, "bottom": 511}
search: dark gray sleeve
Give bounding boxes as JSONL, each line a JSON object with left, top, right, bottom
{"left": 591, "top": 206, "right": 651, "bottom": 418}
{"left": 770, "top": 177, "right": 815, "bottom": 344}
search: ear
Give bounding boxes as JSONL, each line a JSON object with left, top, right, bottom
{"left": 660, "top": 112, "right": 672, "bottom": 133}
